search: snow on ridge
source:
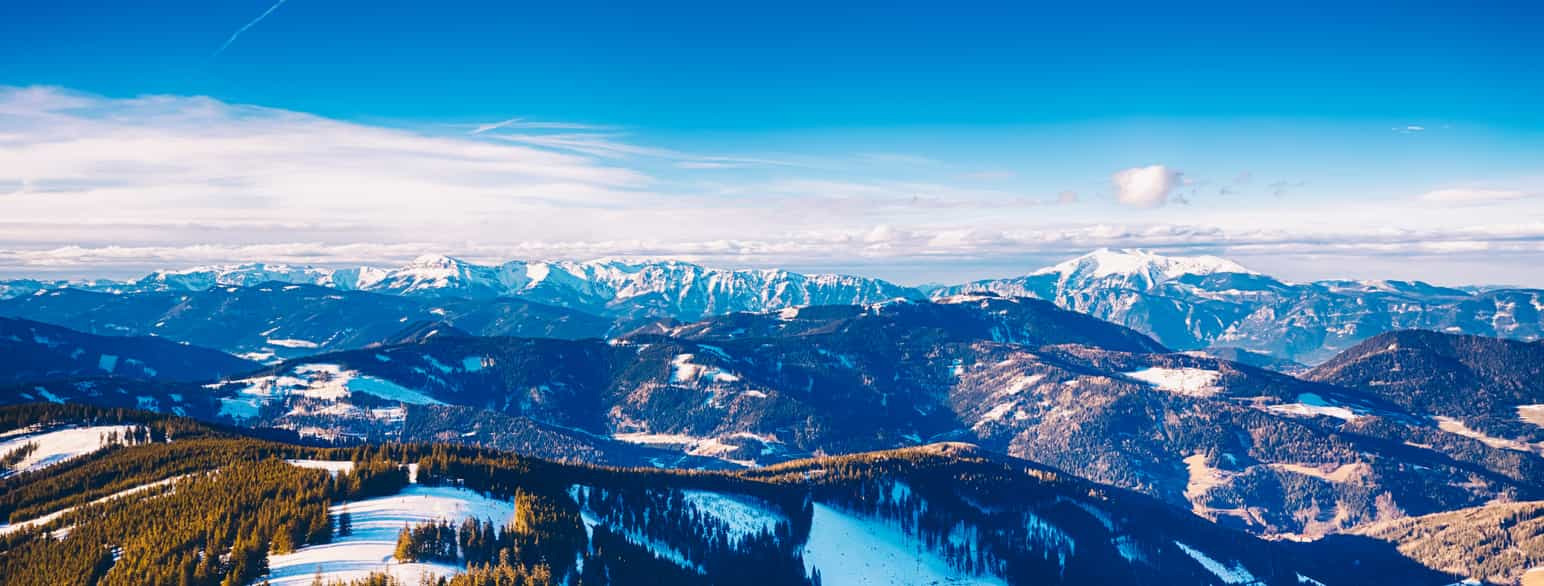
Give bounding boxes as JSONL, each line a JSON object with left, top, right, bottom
{"left": 610, "top": 431, "right": 769, "bottom": 467}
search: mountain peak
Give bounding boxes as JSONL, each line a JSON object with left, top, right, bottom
{"left": 1032, "top": 248, "right": 1255, "bottom": 281}
{"left": 406, "top": 254, "right": 469, "bottom": 268}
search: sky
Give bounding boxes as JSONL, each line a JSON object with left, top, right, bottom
{"left": 1, "top": 0, "right": 1542, "bottom": 286}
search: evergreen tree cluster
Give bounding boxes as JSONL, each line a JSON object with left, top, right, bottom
{"left": 0, "top": 458, "right": 337, "bottom": 586}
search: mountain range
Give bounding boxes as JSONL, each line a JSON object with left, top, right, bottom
{"left": 5, "top": 293, "right": 1541, "bottom": 542}
{"left": 4, "top": 249, "right": 1539, "bottom": 365}
{"left": 2, "top": 252, "right": 1543, "bottom": 583}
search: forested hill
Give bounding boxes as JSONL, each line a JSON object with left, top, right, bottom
{"left": 0, "top": 404, "right": 1459, "bottom": 586}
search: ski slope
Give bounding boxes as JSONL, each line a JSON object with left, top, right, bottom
{"left": 0, "top": 424, "right": 137, "bottom": 477}
{"left": 802, "top": 503, "right": 1005, "bottom": 586}
{"left": 260, "top": 480, "right": 514, "bottom": 585}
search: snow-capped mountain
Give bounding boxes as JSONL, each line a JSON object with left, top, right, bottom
{"left": 6, "top": 249, "right": 1543, "bottom": 364}
{"left": 932, "top": 249, "right": 1544, "bottom": 363}
{"left": 372, "top": 255, "right": 925, "bottom": 320}
{"left": 133, "top": 262, "right": 387, "bottom": 292}
{"left": 1033, "top": 247, "right": 1256, "bottom": 291}
{"left": 933, "top": 248, "right": 1256, "bottom": 302}
{"left": 29, "top": 255, "right": 924, "bottom": 322}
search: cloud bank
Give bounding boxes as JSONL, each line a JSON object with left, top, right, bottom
{"left": 2, "top": 86, "right": 1542, "bottom": 286}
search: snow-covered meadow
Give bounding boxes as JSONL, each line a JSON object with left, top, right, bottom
{"left": 259, "top": 461, "right": 514, "bottom": 586}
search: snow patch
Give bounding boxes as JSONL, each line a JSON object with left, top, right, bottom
{"left": 1262, "top": 393, "right": 1362, "bottom": 421}
{"left": 1000, "top": 374, "right": 1044, "bottom": 396}
{"left": 671, "top": 353, "right": 740, "bottom": 384}
{"left": 1268, "top": 462, "right": 1368, "bottom": 484}
{"left": 1173, "top": 541, "right": 1257, "bottom": 584}
{"left": 216, "top": 364, "right": 443, "bottom": 420}
{"left": 681, "top": 490, "right": 783, "bottom": 544}
{"left": 1518, "top": 404, "right": 1544, "bottom": 429}
{"left": 1182, "top": 454, "right": 1231, "bottom": 507}
{"left": 1435, "top": 416, "right": 1542, "bottom": 455}
{"left": 1125, "top": 367, "right": 1222, "bottom": 397}
{"left": 267, "top": 338, "right": 320, "bottom": 349}
{"left": 610, "top": 431, "right": 770, "bottom": 467}
{"left": 286, "top": 459, "right": 356, "bottom": 477}
{"left": 237, "top": 351, "right": 279, "bottom": 364}
{"left": 974, "top": 402, "right": 1016, "bottom": 427}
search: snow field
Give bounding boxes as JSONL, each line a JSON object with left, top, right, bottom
{"left": 680, "top": 490, "right": 784, "bottom": 544}
{"left": 260, "top": 482, "right": 514, "bottom": 586}
{"left": 1123, "top": 367, "right": 1222, "bottom": 397}
{"left": 285, "top": 459, "right": 356, "bottom": 477}
{"left": 802, "top": 503, "right": 1006, "bottom": 586}
{"left": 0, "top": 424, "right": 137, "bottom": 477}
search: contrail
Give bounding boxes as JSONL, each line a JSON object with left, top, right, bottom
{"left": 212, "top": 0, "right": 291, "bottom": 58}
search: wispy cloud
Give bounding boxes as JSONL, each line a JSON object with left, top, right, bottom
{"left": 486, "top": 131, "right": 796, "bottom": 168}
{"left": 212, "top": 0, "right": 291, "bottom": 58}
{"left": 1419, "top": 187, "right": 1532, "bottom": 204}
{"left": 470, "top": 118, "right": 611, "bottom": 134}
{"left": 1266, "top": 180, "right": 1305, "bottom": 197}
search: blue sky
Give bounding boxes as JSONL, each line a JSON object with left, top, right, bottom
{"left": 1, "top": 1, "right": 1542, "bottom": 285}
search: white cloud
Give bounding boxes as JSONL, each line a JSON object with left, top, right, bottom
{"left": 2, "top": 87, "right": 1543, "bottom": 286}
{"left": 6, "top": 222, "right": 1544, "bottom": 277}
{"left": 1111, "top": 164, "right": 1183, "bottom": 208}
{"left": 1419, "top": 187, "right": 1531, "bottom": 204}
